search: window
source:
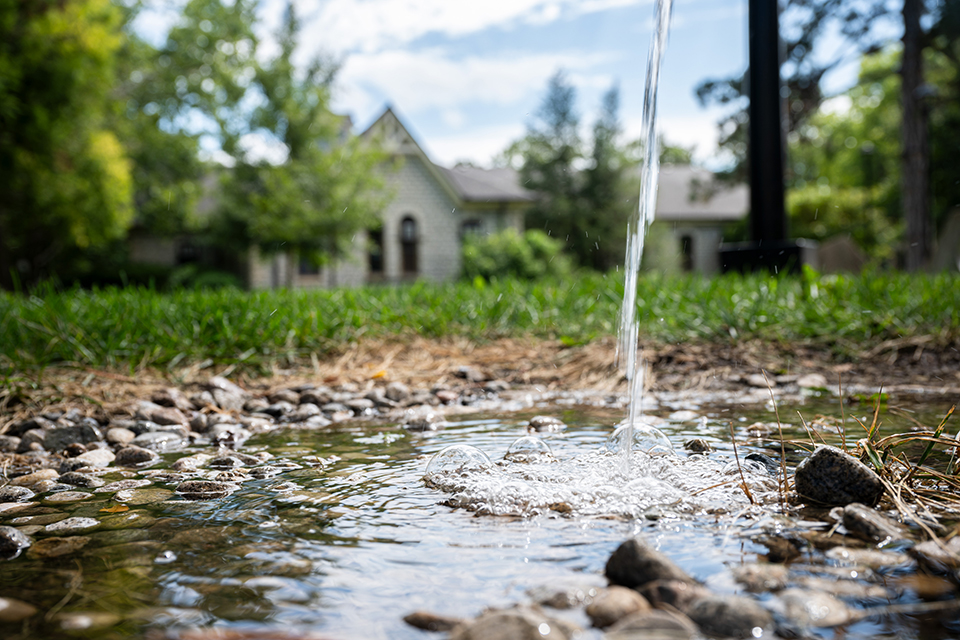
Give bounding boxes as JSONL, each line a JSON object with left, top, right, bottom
{"left": 461, "top": 219, "right": 482, "bottom": 237}
{"left": 400, "top": 216, "right": 419, "bottom": 275}
{"left": 368, "top": 226, "right": 384, "bottom": 274}
{"left": 299, "top": 255, "right": 320, "bottom": 275}
{"left": 680, "top": 234, "right": 694, "bottom": 272}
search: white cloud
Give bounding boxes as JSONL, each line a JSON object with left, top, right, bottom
{"left": 336, "top": 48, "right": 616, "bottom": 114}
{"left": 309, "top": 0, "right": 647, "bottom": 54}
{"left": 426, "top": 123, "right": 528, "bottom": 167}
{"left": 623, "top": 112, "right": 721, "bottom": 163}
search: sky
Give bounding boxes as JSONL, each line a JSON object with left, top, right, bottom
{"left": 137, "top": 0, "right": 875, "bottom": 169}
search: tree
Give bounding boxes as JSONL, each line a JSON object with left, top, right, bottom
{"left": 901, "top": 0, "right": 930, "bottom": 270}
{"left": 0, "top": 0, "right": 133, "bottom": 288}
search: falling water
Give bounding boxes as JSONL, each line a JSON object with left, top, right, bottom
{"left": 616, "top": 0, "right": 674, "bottom": 465}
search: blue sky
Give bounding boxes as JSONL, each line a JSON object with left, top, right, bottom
{"left": 137, "top": 0, "right": 877, "bottom": 168}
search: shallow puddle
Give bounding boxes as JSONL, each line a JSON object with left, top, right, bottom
{"left": 1, "top": 395, "right": 958, "bottom": 639}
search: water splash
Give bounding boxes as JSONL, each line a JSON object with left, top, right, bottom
{"left": 616, "top": 0, "right": 675, "bottom": 466}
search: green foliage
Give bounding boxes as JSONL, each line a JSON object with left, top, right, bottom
{"left": 2, "top": 271, "right": 958, "bottom": 374}
{"left": 0, "top": 0, "right": 134, "bottom": 287}
{"left": 461, "top": 229, "right": 573, "bottom": 281}
{"left": 167, "top": 264, "right": 242, "bottom": 290}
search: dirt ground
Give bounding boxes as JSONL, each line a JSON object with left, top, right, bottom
{"left": 3, "top": 336, "right": 959, "bottom": 429}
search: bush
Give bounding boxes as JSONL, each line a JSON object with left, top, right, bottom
{"left": 462, "top": 229, "right": 573, "bottom": 281}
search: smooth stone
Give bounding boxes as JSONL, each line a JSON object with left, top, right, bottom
{"left": 731, "top": 563, "right": 790, "bottom": 592}
{"left": 0, "top": 597, "right": 38, "bottom": 622}
{"left": 404, "top": 411, "right": 443, "bottom": 432}
{"left": 284, "top": 403, "right": 321, "bottom": 422}
{"left": 115, "top": 488, "right": 173, "bottom": 505}
{"left": 450, "top": 606, "right": 578, "bottom": 640}
{"left": 794, "top": 445, "right": 884, "bottom": 507}
{"left": 44, "top": 517, "right": 100, "bottom": 534}
{"left": 189, "top": 390, "right": 216, "bottom": 409}
{"left": 28, "top": 536, "right": 91, "bottom": 558}
{"left": 268, "top": 388, "right": 301, "bottom": 404}
{"left": 0, "top": 485, "right": 36, "bottom": 502}
{"left": 209, "top": 423, "right": 251, "bottom": 444}
{"left": 11, "top": 513, "right": 64, "bottom": 525}
{"left": 586, "top": 586, "right": 651, "bottom": 629}
{"left": 604, "top": 610, "right": 698, "bottom": 640}
{"left": 795, "top": 576, "right": 892, "bottom": 599}
{"left": 209, "top": 455, "right": 246, "bottom": 468}
{"left": 43, "top": 491, "right": 94, "bottom": 504}
{"left": 0, "top": 434, "right": 21, "bottom": 452}
{"left": 43, "top": 424, "right": 103, "bottom": 451}
{"left": 58, "top": 471, "right": 105, "bottom": 488}
{"left": 527, "top": 584, "right": 595, "bottom": 609}
{"left": 682, "top": 438, "right": 712, "bottom": 453}
{"left": 404, "top": 610, "right": 466, "bottom": 632}
{"left": 842, "top": 503, "right": 908, "bottom": 544}
{"left": 136, "top": 400, "right": 188, "bottom": 426}
{"left": 753, "top": 534, "right": 803, "bottom": 563}
{"left": 686, "top": 595, "right": 774, "bottom": 639}
{"left": 778, "top": 588, "right": 853, "bottom": 627}
{"left": 243, "top": 397, "right": 271, "bottom": 413}
{"left": 115, "top": 445, "right": 160, "bottom": 467}
{"left": 171, "top": 453, "right": 212, "bottom": 471}
{"left": 529, "top": 416, "right": 566, "bottom": 432}
{"left": 211, "top": 388, "right": 245, "bottom": 412}
{"left": 302, "top": 415, "right": 332, "bottom": 428}
{"left": 825, "top": 546, "right": 911, "bottom": 568}
{"left": 10, "top": 469, "right": 59, "bottom": 486}
{"left": 0, "top": 525, "right": 32, "bottom": 559}
{"left": 9, "top": 416, "right": 55, "bottom": 437}
{"left": 263, "top": 401, "right": 295, "bottom": 417}
{"left": 75, "top": 448, "right": 115, "bottom": 467}
{"left": 0, "top": 502, "right": 39, "bottom": 516}
{"left": 365, "top": 388, "right": 398, "bottom": 408}
{"left": 385, "top": 381, "right": 411, "bottom": 402}
{"left": 16, "top": 429, "right": 45, "bottom": 452}
{"left": 605, "top": 538, "right": 693, "bottom": 589}
{"left": 175, "top": 480, "right": 238, "bottom": 500}
{"left": 636, "top": 580, "right": 711, "bottom": 615}
{"left": 106, "top": 427, "right": 136, "bottom": 445}
{"left": 345, "top": 398, "right": 375, "bottom": 413}
{"left": 94, "top": 479, "right": 153, "bottom": 494}
{"left": 99, "top": 510, "right": 156, "bottom": 530}
{"left": 745, "top": 373, "right": 774, "bottom": 388}
{"left": 151, "top": 387, "right": 195, "bottom": 411}
{"left": 911, "top": 537, "right": 960, "bottom": 574}
{"left": 57, "top": 611, "right": 121, "bottom": 630}
{"left": 797, "top": 373, "right": 829, "bottom": 389}
{"left": 131, "top": 431, "right": 184, "bottom": 450}
{"left": 208, "top": 375, "right": 248, "bottom": 397}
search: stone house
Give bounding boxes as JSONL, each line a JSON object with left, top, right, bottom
{"left": 247, "top": 107, "right": 534, "bottom": 288}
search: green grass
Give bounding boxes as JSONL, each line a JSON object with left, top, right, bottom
{"left": 1, "top": 271, "right": 958, "bottom": 374}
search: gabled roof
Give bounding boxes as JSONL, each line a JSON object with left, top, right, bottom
{"left": 362, "top": 105, "right": 533, "bottom": 205}
{"left": 655, "top": 165, "right": 748, "bottom": 222}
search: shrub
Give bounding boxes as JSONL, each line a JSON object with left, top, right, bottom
{"left": 167, "top": 264, "right": 243, "bottom": 290}
{"left": 461, "top": 229, "right": 573, "bottom": 281}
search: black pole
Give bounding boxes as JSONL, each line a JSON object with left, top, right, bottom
{"left": 748, "top": 0, "right": 787, "bottom": 244}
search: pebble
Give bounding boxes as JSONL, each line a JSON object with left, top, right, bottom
{"left": 132, "top": 431, "right": 185, "bottom": 450}
{"left": 0, "top": 434, "right": 21, "bottom": 452}
{"left": 172, "top": 453, "right": 212, "bottom": 471}
{"left": 10, "top": 468, "right": 59, "bottom": 486}
{"left": 842, "top": 503, "right": 908, "bottom": 544}
{"left": 43, "top": 424, "right": 103, "bottom": 451}
{"left": 28, "top": 536, "right": 92, "bottom": 558}
{"left": 268, "top": 389, "right": 301, "bottom": 404}
{"left": 686, "top": 594, "right": 774, "bottom": 639}
{"left": 910, "top": 536, "right": 960, "bottom": 574}
{"left": 95, "top": 479, "right": 153, "bottom": 494}
{"left": 825, "top": 546, "right": 912, "bottom": 569}
{"left": 636, "top": 579, "right": 711, "bottom": 614}
{"left": 43, "top": 491, "right": 94, "bottom": 504}
{"left": 404, "top": 411, "right": 443, "bottom": 432}
{"left": 682, "top": 438, "right": 712, "bottom": 453}
{"left": 116, "top": 488, "right": 174, "bottom": 505}
{"left": 731, "top": 563, "right": 789, "bottom": 592}
{"left": 449, "top": 606, "right": 577, "bottom": 640}
{"left": 151, "top": 387, "right": 195, "bottom": 412}
{"left": 778, "top": 588, "right": 853, "bottom": 627}
{"left": 58, "top": 472, "right": 105, "bottom": 488}
{"left": 115, "top": 445, "right": 160, "bottom": 467}
{"left": 0, "top": 485, "right": 36, "bottom": 502}
{"left": 0, "top": 525, "right": 32, "bottom": 559}
{"left": 528, "top": 416, "right": 565, "bottom": 432}
{"left": 44, "top": 517, "right": 100, "bottom": 534}
{"left": 106, "top": 427, "right": 136, "bottom": 445}
{"left": 175, "top": 480, "right": 238, "bottom": 500}
{"left": 604, "top": 609, "right": 699, "bottom": 640}
{"left": 403, "top": 610, "right": 466, "bottom": 632}
{"left": 794, "top": 445, "right": 884, "bottom": 507}
{"left": 797, "top": 373, "right": 829, "bottom": 389}
{"left": 75, "top": 448, "right": 116, "bottom": 467}
{"left": 0, "top": 597, "right": 38, "bottom": 622}
{"left": 385, "top": 382, "right": 411, "bottom": 402}
{"left": 586, "top": 586, "right": 650, "bottom": 628}
{"left": 136, "top": 400, "right": 188, "bottom": 426}
{"left": 605, "top": 538, "right": 693, "bottom": 589}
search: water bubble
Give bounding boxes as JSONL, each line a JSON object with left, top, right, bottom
{"left": 425, "top": 444, "right": 492, "bottom": 476}
{"left": 154, "top": 550, "right": 177, "bottom": 564}
{"left": 605, "top": 421, "right": 674, "bottom": 455}
{"left": 504, "top": 436, "right": 555, "bottom": 463}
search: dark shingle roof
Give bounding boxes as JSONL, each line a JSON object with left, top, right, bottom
{"left": 438, "top": 164, "right": 535, "bottom": 203}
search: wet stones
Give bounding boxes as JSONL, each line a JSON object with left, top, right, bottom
{"left": 794, "top": 445, "right": 884, "bottom": 507}
{"left": 75, "top": 447, "right": 116, "bottom": 467}
{"left": 0, "top": 597, "right": 38, "bottom": 622}
{"left": 44, "top": 516, "right": 100, "bottom": 534}
{"left": 605, "top": 538, "right": 693, "bottom": 589}
{"left": 604, "top": 609, "right": 699, "bottom": 640}
{"left": 0, "top": 485, "right": 35, "bottom": 502}
{"left": 175, "top": 480, "right": 238, "bottom": 500}
{"left": 28, "top": 536, "right": 92, "bottom": 558}
{"left": 777, "top": 588, "right": 853, "bottom": 628}
{"left": 115, "top": 445, "right": 160, "bottom": 467}
{"left": 585, "top": 586, "right": 650, "bottom": 628}
{"left": 0, "top": 525, "right": 32, "bottom": 559}
{"left": 403, "top": 610, "right": 465, "bottom": 632}
{"left": 528, "top": 416, "right": 565, "bottom": 433}
{"left": 686, "top": 594, "right": 774, "bottom": 639}
{"left": 841, "top": 503, "right": 908, "bottom": 544}
{"left": 910, "top": 536, "right": 960, "bottom": 576}
{"left": 449, "top": 605, "right": 578, "bottom": 640}
{"left": 636, "top": 580, "right": 710, "bottom": 614}
{"left": 135, "top": 400, "right": 187, "bottom": 426}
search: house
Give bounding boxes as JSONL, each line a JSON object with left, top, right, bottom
{"left": 247, "top": 106, "right": 534, "bottom": 288}
{"left": 643, "top": 165, "right": 749, "bottom": 274}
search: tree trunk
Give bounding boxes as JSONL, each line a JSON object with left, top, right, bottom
{"left": 901, "top": 0, "right": 930, "bottom": 271}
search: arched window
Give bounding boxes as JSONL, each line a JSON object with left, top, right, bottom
{"left": 368, "top": 225, "right": 384, "bottom": 276}
{"left": 400, "top": 216, "right": 419, "bottom": 275}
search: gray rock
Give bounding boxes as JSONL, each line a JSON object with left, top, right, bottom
{"left": 10, "top": 468, "right": 59, "bottom": 487}
{"left": 322, "top": 402, "right": 349, "bottom": 413}
{"left": 57, "top": 472, "right": 105, "bottom": 488}
{"left": 16, "top": 429, "right": 46, "bottom": 452}
{"left": 604, "top": 610, "right": 698, "bottom": 640}
{"left": 404, "top": 610, "right": 465, "bottom": 632}
{"left": 243, "top": 397, "right": 270, "bottom": 413}
{"left": 794, "top": 445, "right": 884, "bottom": 507}
{"left": 0, "top": 525, "right": 32, "bottom": 559}
{"left": 529, "top": 416, "right": 566, "bottom": 432}
{"left": 94, "top": 479, "right": 153, "bottom": 494}
{"left": 682, "top": 438, "right": 712, "bottom": 453}
{"left": 27, "top": 536, "right": 91, "bottom": 558}
{"left": 0, "top": 486, "right": 35, "bottom": 502}
{"left": 731, "top": 563, "right": 789, "bottom": 592}
{"left": 586, "top": 586, "right": 650, "bottom": 629}
{"left": 911, "top": 536, "right": 960, "bottom": 574}
{"left": 189, "top": 390, "right": 216, "bottom": 409}
{"left": 8, "top": 416, "right": 55, "bottom": 437}
{"left": 284, "top": 403, "right": 321, "bottom": 423}
{"left": 44, "top": 517, "right": 100, "bottom": 534}
{"left": 404, "top": 411, "right": 443, "bottom": 432}
{"left": 0, "top": 435, "right": 21, "bottom": 452}
{"left": 211, "top": 388, "right": 245, "bottom": 412}
{"left": 131, "top": 431, "right": 185, "bottom": 450}
{"left": 842, "top": 503, "right": 908, "bottom": 544}
{"left": 345, "top": 398, "right": 375, "bottom": 414}
{"left": 136, "top": 400, "right": 187, "bottom": 426}
{"left": 76, "top": 447, "right": 116, "bottom": 467}
{"left": 797, "top": 373, "right": 829, "bottom": 389}
{"left": 686, "top": 595, "right": 773, "bottom": 639}
{"left": 268, "top": 388, "right": 300, "bottom": 404}
{"left": 115, "top": 445, "right": 160, "bottom": 467}
{"left": 263, "top": 401, "right": 295, "bottom": 417}
{"left": 301, "top": 388, "right": 333, "bottom": 405}
{"left": 605, "top": 538, "right": 693, "bottom": 589}
{"left": 385, "top": 381, "right": 411, "bottom": 402}
{"left": 175, "top": 480, "right": 238, "bottom": 500}
{"left": 365, "top": 388, "right": 398, "bottom": 408}
{"left": 42, "top": 424, "right": 103, "bottom": 452}
{"left": 636, "top": 580, "right": 710, "bottom": 614}
{"left": 171, "top": 453, "right": 212, "bottom": 471}
{"left": 450, "top": 606, "right": 577, "bottom": 640}
{"left": 209, "top": 423, "right": 250, "bottom": 445}
{"left": 777, "top": 588, "right": 853, "bottom": 628}
{"left": 151, "top": 387, "right": 195, "bottom": 411}
{"left": 207, "top": 375, "right": 248, "bottom": 398}
{"left": 105, "top": 427, "right": 136, "bottom": 446}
